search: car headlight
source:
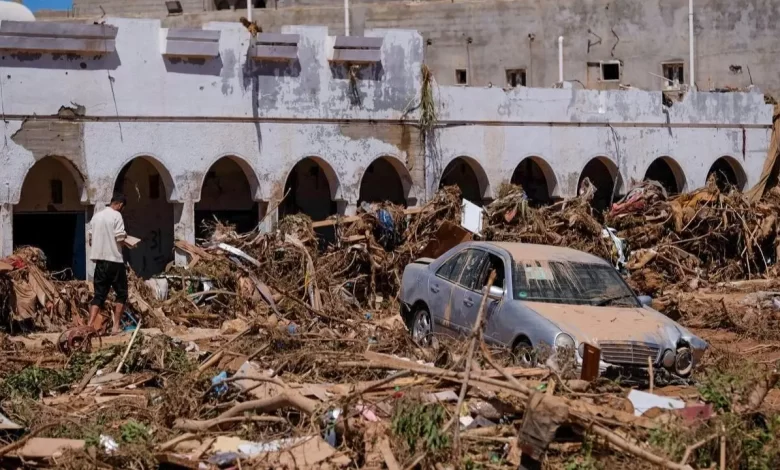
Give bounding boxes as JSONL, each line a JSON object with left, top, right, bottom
{"left": 555, "top": 333, "right": 575, "bottom": 352}
{"left": 675, "top": 347, "right": 693, "bottom": 376}
{"left": 661, "top": 349, "right": 675, "bottom": 369}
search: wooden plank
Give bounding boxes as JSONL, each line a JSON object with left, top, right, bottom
{"left": 312, "top": 207, "right": 422, "bottom": 229}
{"left": 580, "top": 343, "right": 601, "bottom": 382}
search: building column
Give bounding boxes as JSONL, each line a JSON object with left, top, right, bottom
{"left": 337, "top": 200, "right": 358, "bottom": 216}
{"left": 0, "top": 204, "right": 13, "bottom": 258}
{"left": 258, "top": 200, "right": 277, "bottom": 233}
{"left": 173, "top": 201, "right": 195, "bottom": 267}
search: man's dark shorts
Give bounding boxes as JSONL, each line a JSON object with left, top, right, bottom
{"left": 91, "top": 260, "right": 128, "bottom": 307}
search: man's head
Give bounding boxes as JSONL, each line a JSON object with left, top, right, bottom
{"left": 110, "top": 193, "right": 126, "bottom": 212}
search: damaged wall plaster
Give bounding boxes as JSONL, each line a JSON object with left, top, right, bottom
{"left": 0, "top": 19, "right": 772, "bottom": 276}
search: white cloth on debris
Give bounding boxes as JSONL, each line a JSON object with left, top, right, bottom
{"left": 88, "top": 207, "right": 126, "bottom": 263}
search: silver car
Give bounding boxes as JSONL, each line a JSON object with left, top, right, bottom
{"left": 400, "top": 241, "right": 707, "bottom": 377}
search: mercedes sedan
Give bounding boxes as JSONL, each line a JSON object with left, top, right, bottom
{"left": 400, "top": 241, "right": 707, "bottom": 377}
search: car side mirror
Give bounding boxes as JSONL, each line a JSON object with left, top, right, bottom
{"left": 638, "top": 295, "right": 652, "bottom": 307}
{"left": 486, "top": 285, "right": 504, "bottom": 300}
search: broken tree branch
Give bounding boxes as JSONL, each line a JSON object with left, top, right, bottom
{"left": 173, "top": 391, "right": 317, "bottom": 432}
{"left": 451, "top": 270, "right": 496, "bottom": 455}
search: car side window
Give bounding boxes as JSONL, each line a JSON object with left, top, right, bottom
{"left": 458, "top": 250, "right": 488, "bottom": 291}
{"left": 478, "top": 253, "right": 506, "bottom": 291}
{"left": 436, "top": 251, "right": 468, "bottom": 282}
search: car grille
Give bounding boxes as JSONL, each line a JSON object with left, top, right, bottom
{"left": 599, "top": 341, "right": 660, "bottom": 366}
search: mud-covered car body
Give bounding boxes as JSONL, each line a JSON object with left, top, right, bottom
{"left": 400, "top": 241, "right": 707, "bottom": 376}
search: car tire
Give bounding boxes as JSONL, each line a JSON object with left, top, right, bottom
{"left": 512, "top": 339, "right": 536, "bottom": 368}
{"left": 411, "top": 307, "right": 433, "bottom": 347}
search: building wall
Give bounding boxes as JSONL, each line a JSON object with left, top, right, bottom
{"left": 71, "top": 0, "right": 208, "bottom": 17}
{"left": 0, "top": 18, "right": 772, "bottom": 278}
{"left": 60, "top": 0, "right": 780, "bottom": 96}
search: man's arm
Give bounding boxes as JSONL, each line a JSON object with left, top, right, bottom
{"left": 114, "top": 214, "right": 127, "bottom": 243}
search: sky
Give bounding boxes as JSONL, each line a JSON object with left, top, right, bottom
{"left": 23, "top": 0, "right": 72, "bottom": 12}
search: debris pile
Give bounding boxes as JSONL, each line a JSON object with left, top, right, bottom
{"left": 0, "top": 184, "right": 780, "bottom": 468}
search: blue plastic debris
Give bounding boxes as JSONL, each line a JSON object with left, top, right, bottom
{"left": 364, "top": 312, "right": 373, "bottom": 320}
{"left": 376, "top": 209, "right": 397, "bottom": 249}
{"left": 287, "top": 323, "right": 298, "bottom": 335}
{"left": 120, "top": 309, "right": 139, "bottom": 332}
{"left": 211, "top": 371, "right": 228, "bottom": 396}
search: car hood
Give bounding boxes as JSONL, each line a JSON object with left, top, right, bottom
{"left": 523, "top": 301, "right": 683, "bottom": 346}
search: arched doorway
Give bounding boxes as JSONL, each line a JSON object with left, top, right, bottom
{"left": 14, "top": 157, "right": 86, "bottom": 279}
{"left": 195, "top": 157, "right": 259, "bottom": 238}
{"left": 114, "top": 157, "right": 175, "bottom": 279}
{"left": 280, "top": 157, "right": 338, "bottom": 221}
{"left": 439, "top": 157, "right": 488, "bottom": 205}
{"left": 280, "top": 157, "right": 339, "bottom": 242}
{"left": 510, "top": 156, "right": 557, "bottom": 204}
{"left": 644, "top": 157, "right": 685, "bottom": 194}
{"left": 707, "top": 156, "right": 747, "bottom": 191}
{"left": 579, "top": 157, "right": 622, "bottom": 212}
{"left": 359, "top": 157, "right": 409, "bottom": 206}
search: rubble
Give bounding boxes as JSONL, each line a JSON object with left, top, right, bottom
{"left": 0, "top": 183, "right": 779, "bottom": 469}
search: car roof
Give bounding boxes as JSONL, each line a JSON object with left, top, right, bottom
{"left": 467, "top": 241, "right": 609, "bottom": 265}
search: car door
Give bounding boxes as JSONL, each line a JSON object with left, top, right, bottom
{"left": 450, "top": 249, "right": 489, "bottom": 335}
{"left": 480, "top": 253, "right": 513, "bottom": 344}
{"left": 428, "top": 249, "right": 469, "bottom": 336}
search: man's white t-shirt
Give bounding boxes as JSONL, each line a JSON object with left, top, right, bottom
{"left": 88, "top": 207, "right": 126, "bottom": 263}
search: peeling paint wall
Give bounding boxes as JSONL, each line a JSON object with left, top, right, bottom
{"left": 55, "top": 0, "right": 780, "bottom": 96}
{"left": 0, "top": 18, "right": 772, "bottom": 277}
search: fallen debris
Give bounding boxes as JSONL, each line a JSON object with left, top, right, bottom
{"left": 0, "top": 184, "right": 778, "bottom": 469}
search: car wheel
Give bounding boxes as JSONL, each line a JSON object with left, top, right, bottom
{"left": 411, "top": 307, "right": 433, "bottom": 347}
{"left": 512, "top": 339, "right": 536, "bottom": 367}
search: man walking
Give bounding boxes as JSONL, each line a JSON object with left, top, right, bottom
{"left": 87, "top": 193, "right": 129, "bottom": 335}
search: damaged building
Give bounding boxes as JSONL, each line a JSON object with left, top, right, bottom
{"left": 0, "top": 16, "right": 772, "bottom": 280}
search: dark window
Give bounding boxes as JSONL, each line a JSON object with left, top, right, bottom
{"left": 506, "top": 69, "right": 527, "bottom": 87}
{"left": 662, "top": 63, "right": 684, "bottom": 85}
{"left": 459, "top": 250, "right": 487, "bottom": 290}
{"left": 456, "top": 69, "right": 468, "bottom": 85}
{"left": 437, "top": 250, "right": 469, "bottom": 282}
{"left": 512, "top": 261, "right": 638, "bottom": 307}
{"left": 601, "top": 62, "right": 621, "bottom": 81}
{"left": 149, "top": 174, "right": 161, "bottom": 200}
{"left": 50, "top": 179, "right": 63, "bottom": 205}
{"left": 215, "top": 0, "right": 266, "bottom": 9}
{"left": 165, "top": 1, "right": 183, "bottom": 14}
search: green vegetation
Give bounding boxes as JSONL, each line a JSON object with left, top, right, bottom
{"left": 391, "top": 399, "right": 451, "bottom": 457}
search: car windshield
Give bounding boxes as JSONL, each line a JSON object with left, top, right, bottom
{"left": 512, "top": 260, "right": 639, "bottom": 307}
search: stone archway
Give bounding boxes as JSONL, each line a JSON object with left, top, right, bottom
{"left": 114, "top": 157, "right": 175, "bottom": 279}
{"left": 14, "top": 157, "right": 87, "bottom": 279}
{"left": 644, "top": 157, "right": 686, "bottom": 194}
{"left": 579, "top": 157, "right": 623, "bottom": 212}
{"left": 439, "top": 156, "right": 490, "bottom": 205}
{"left": 510, "top": 156, "right": 558, "bottom": 204}
{"left": 195, "top": 157, "right": 259, "bottom": 238}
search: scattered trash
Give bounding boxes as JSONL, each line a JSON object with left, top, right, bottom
{"left": 99, "top": 435, "right": 119, "bottom": 455}
{"left": 211, "top": 371, "right": 229, "bottom": 396}
{"left": 627, "top": 389, "right": 686, "bottom": 416}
